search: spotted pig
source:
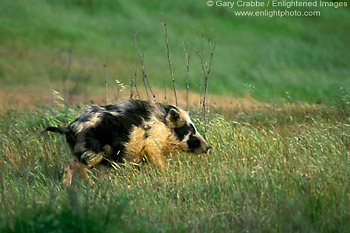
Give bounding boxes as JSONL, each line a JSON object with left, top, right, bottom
{"left": 41, "top": 99, "right": 211, "bottom": 185}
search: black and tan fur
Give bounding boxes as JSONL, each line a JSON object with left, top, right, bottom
{"left": 41, "top": 99, "right": 211, "bottom": 185}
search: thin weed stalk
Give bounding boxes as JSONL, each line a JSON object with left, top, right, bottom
{"left": 134, "top": 29, "right": 155, "bottom": 101}
{"left": 198, "top": 35, "right": 205, "bottom": 119}
{"left": 103, "top": 57, "right": 109, "bottom": 104}
{"left": 162, "top": 78, "right": 167, "bottom": 103}
{"left": 129, "top": 66, "right": 141, "bottom": 100}
{"left": 197, "top": 36, "right": 216, "bottom": 135}
{"left": 161, "top": 16, "right": 178, "bottom": 106}
{"left": 203, "top": 39, "right": 215, "bottom": 129}
{"left": 183, "top": 41, "right": 191, "bottom": 111}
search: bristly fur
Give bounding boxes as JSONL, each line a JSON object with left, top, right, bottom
{"left": 41, "top": 99, "right": 211, "bottom": 185}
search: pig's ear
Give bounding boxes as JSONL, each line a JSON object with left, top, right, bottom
{"left": 165, "top": 107, "right": 184, "bottom": 128}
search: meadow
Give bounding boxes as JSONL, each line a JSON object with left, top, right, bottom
{"left": 1, "top": 0, "right": 350, "bottom": 232}
{"left": 0, "top": 94, "right": 349, "bottom": 232}
{"left": 1, "top": 0, "right": 349, "bottom": 104}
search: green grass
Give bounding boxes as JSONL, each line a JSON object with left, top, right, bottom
{"left": 0, "top": 0, "right": 349, "bottom": 104}
{"left": 1, "top": 1, "right": 350, "bottom": 232}
{"left": 0, "top": 96, "right": 349, "bottom": 232}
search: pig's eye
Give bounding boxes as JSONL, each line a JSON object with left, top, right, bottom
{"left": 174, "top": 124, "right": 191, "bottom": 141}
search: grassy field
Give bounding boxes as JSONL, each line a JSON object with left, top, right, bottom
{"left": 0, "top": 96, "right": 349, "bottom": 232}
{"left": 1, "top": 0, "right": 349, "bottom": 104}
{"left": 1, "top": 0, "right": 350, "bottom": 232}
